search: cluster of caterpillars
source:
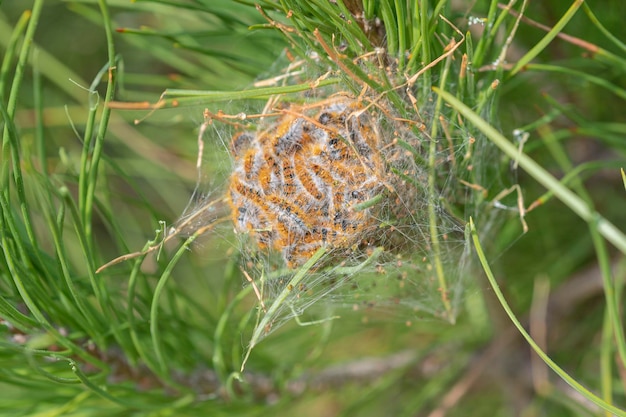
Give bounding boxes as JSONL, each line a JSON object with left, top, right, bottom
{"left": 228, "top": 97, "right": 385, "bottom": 268}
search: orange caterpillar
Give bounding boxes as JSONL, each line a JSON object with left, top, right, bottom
{"left": 228, "top": 97, "right": 384, "bottom": 268}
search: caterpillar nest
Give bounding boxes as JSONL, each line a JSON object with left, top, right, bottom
{"left": 228, "top": 94, "right": 424, "bottom": 269}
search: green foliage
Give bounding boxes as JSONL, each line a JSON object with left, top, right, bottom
{"left": 0, "top": 0, "right": 625, "bottom": 416}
